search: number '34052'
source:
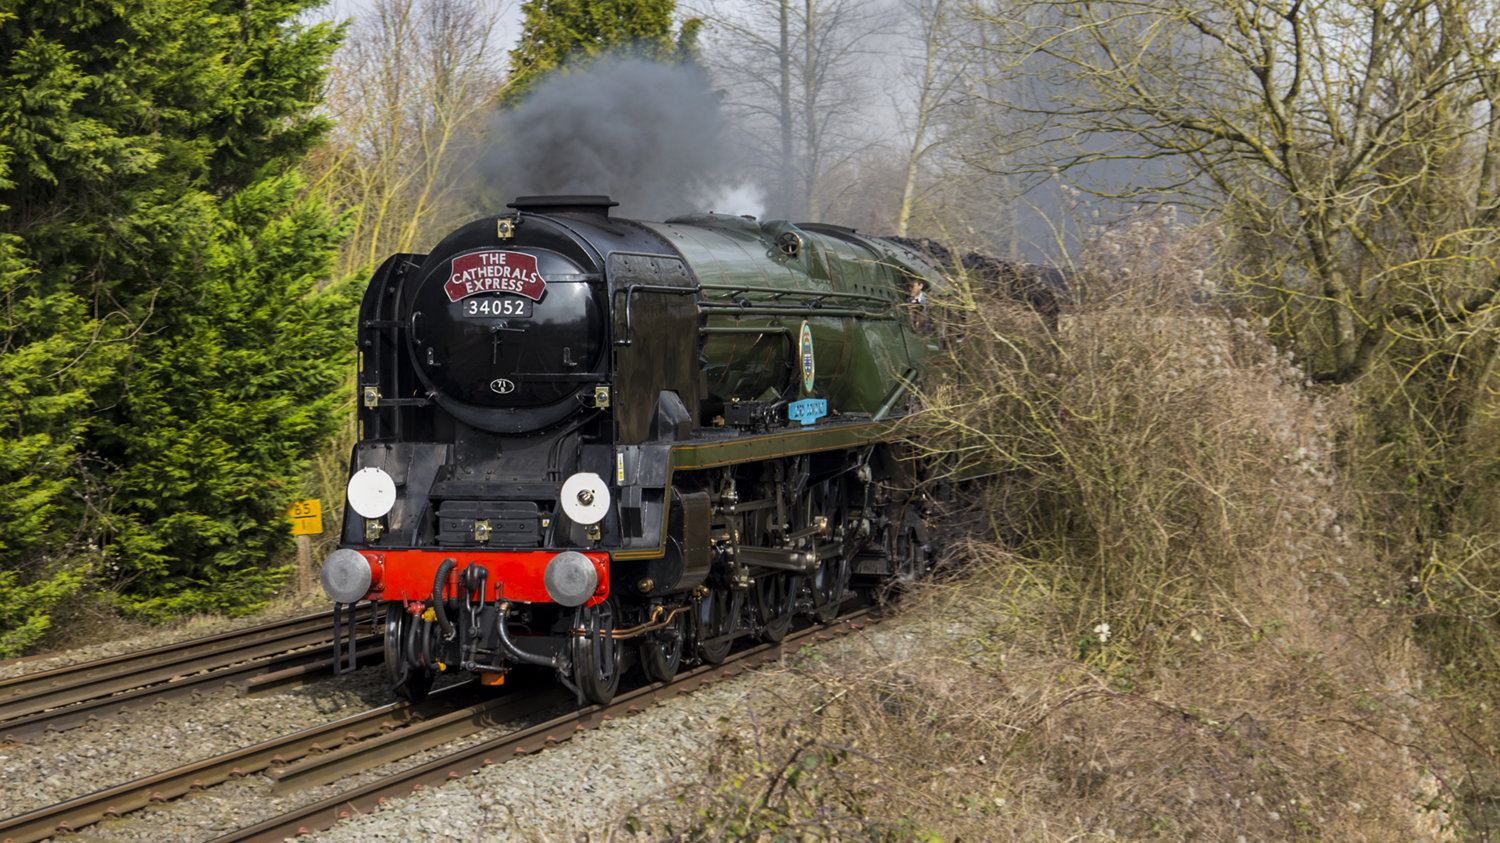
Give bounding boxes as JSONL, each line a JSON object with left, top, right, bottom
{"left": 463, "top": 297, "right": 531, "bottom": 317}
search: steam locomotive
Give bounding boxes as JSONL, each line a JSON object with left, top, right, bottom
{"left": 319, "top": 196, "right": 950, "bottom": 704}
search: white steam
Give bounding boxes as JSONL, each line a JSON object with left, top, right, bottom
{"left": 693, "top": 182, "right": 766, "bottom": 219}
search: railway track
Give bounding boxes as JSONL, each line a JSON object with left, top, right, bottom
{"left": 0, "top": 607, "right": 878, "bottom": 843}
{"left": 0, "top": 606, "right": 378, "bottom": 743}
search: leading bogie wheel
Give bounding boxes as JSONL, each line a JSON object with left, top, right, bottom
{"left": 382, "top": 606, "right": 403, "bottom": 684}
{"left": 384, "top": 609, "right": 434, "bottom": 701}
{"left": 572, "top": 598, "right": 622, "bottom": 705}
{"left": 639, "top": 606, "right": 687, "bottom": 682}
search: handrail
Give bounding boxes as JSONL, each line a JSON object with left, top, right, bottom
{"left": 612, "top": 283, "right": 699, "bottom": 346}
{"left": 699, "top": 283, "right": 894, "bottom": 305}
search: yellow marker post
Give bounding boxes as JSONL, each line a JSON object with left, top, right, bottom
{"left": 287, "top": 499, "right": 323, "bottom": 592}
{"left": 288, "top": 499, "right": 322, "bottom": 535}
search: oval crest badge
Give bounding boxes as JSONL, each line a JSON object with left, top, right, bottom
{"left": 799, "top": 320, "right": 815, "bottom": 392}
{"left": 489, "top": 378, "right": 517, "bottom": 395}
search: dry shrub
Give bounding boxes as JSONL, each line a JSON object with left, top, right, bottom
{"left": 920, "top": 211, "right": 1363, "bottom": 643}
{"left": 613, "top": 560, "right": 1444, "bottom": 840}
{"left": 614, "top": 211, "right": 1457, "bottom": 840}
{"left": 1343, "top": 346, "right": 1500, "bottom": 815}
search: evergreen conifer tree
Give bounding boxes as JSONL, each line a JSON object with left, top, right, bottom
{"left": 0, "top": 0, "right": 350, "bottom": 644}
{"left": 507, "top": 0, "right": 701, "bottom": 103}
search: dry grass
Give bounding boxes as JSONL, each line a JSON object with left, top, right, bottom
{"left": 612, "top": 557, "right": 1445, "bottom": 841}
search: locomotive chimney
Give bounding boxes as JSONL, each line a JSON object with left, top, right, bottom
{"left": 508, "top": 195, "right": 618, "bottom": 218}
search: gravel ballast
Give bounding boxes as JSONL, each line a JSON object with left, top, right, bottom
{"left": 0, "top": 609, "right": 907, "bottom": 842}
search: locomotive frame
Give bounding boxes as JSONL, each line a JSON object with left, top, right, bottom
{"left": 320, "top": 196, "right": 944, "bottom": 704}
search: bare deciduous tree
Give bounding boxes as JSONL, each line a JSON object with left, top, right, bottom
{"left": 891, "top": 0, "right": 968, "bottom": 236}
{"left": 691, "top": 0, "right": 892, "bottom": 220}
{"left": 963, "top": 0, "right": 1500, "bottom": 661}
{"left": 311, "top": 0, "right": 512, "bottom": 274}
{"left": 966, "top": 0, "right": 1500, "bottom": 384}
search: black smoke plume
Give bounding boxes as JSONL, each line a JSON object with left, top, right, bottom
{"left": 477, "top": 57, "right": 748, "bottom": 220}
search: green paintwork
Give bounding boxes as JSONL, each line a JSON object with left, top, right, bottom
{"left": 640, "top": 215, "right": 941, "bottom": 417}
{"left": 667, "top": 417, "right": 895, "bottom": 471}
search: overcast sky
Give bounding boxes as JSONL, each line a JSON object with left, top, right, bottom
{"left": 318, "top": 0, "right": 525, "bottom": 48}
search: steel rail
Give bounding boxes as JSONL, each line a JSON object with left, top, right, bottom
{"left": 0, "top": 606, "right": 876, "bottom": 843}
{"left": 269, "top": 683, "right": 573, "bottom": 793}
{"left": 217, "top": 610, "right": 877, "bottom": 843}
{"left": 0, "top": 682, "right": 471, "bottom": 843}
{"left": 0, "top": 606, "right": 374, "bottom": 725}
{"left": 0, "top": 640, "right": 382, "bottom": 744}
{"left": 240, "top": 644, "right": 385, "bottom": 697}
